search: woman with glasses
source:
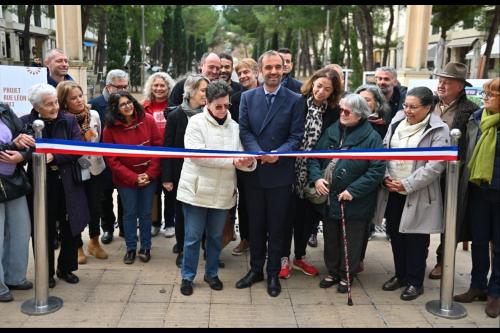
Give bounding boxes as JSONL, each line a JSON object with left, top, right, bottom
{"left": 453, "top": 78, "right": 500, "bottom": 318}
{"left": 373, "top": 87, "right": 450, "bottom": 301}
{"left": 102, "top": 91, "right": 162, "bottom": 265}
{"left": 161, "top": 74, "right": 210, "bottom": 268}
{"left": 176, "top": 80, "right": 256, "bottom": 296}
{"left": 308, "top": 94, "right": 385, "bottom": 293}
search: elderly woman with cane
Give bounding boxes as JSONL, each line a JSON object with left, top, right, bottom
{"left": 374, "top": 86, "right": 450, "bottom": 301}
{"left": 308, "top": 93, "right": 385, "bottom": 294}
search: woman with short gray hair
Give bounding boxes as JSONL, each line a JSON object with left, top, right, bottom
{"left": 22, "top": 83, "right": 90, "bottom": 288}
{"left": 176, "top": 79, "right": 255, "bottom": 296}
{"left": 161, "top": 74, "right": 209, "bottom": 268}
{"left": 308, "top": 93, "right": 386, "bottom": 293}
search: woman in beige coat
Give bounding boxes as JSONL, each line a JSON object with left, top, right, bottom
{"left": 372, "top": 87, "right": 450, "bottom": 301}
{"left": 177, "top": 80, "right": 256, "bottom": 296}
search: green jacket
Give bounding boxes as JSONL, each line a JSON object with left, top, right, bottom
{"left": 308, "top": 119, "right": 386, "bottom": 220}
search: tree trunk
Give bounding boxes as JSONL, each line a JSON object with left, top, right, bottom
{"left": 382, "top": 5, "right": 394, "bottom": 66}
{"left": 95, "top": 7, "right": 107, "bottom": 85}
{"left": 341, "top": 18, "right": 350, "bottom": 67}
{"left": 359, "top": 5, "right": 374, "bottom": 71}
{"left": 481, "top": 5, "right": 499, "bottom": 78}
{"left": 353, "top": 9, "right": 367, "bottom": 70}
{"left": 22, "top": 5, "right": 33, "bottom": 66}
{"left": 309, "top": 29, "right": 320, "bottom": 70}
{"left": 81, "top": 5, "right": 93, "bottom": 40}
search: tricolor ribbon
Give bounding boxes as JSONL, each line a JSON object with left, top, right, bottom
{"left": 35, "top": 139, "right": 458, "bottom": 161}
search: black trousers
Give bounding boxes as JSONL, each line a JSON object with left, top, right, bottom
{"left": 171, "top": 183, "right": 185, "bottom": 249}
{"left": 386, "top": 192, "right": 430, "bottom": 288}
{"left": 77, "top": 172, "right": 104, "bottom": 247}
{"left": 100, "top": 167, "right": 123, "bottom": 233}
{"left": 323, "top": 216, "right": 368, "bottom": 279}
{"left": 283, "top": 194, "right": 321, "bottom": 259}
{"left": 46, "top": 169, "right": 79, "bottom": 277}
{"left": 236, "top": 173, "right": 249, "bottom": 241}
{"left": 245, "top": 185, "right": 292, "bottom": 276}
{"left": 152, "top": 182, "right": 176, "bottom": 228}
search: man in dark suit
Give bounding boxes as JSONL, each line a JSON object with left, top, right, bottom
{"left": 278, "top": 48, "right": 302, "bottom": 94}
{"left": 235, "top": 50, "right": 304, "bottom": 297}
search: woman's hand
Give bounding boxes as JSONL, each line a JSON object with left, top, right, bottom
{"left": 46, "top": 153, "right": 54, "bottom": 163}
{"left": 314, "top": 178, "right": 329, "bottom": 195}
{"left": 337, "top": 189, "right": 353, "bottom": 202}
{"left": 163, "top": 182, "right": 174, "bottom": 191}
{"left": 137, "top": 173, "right": 150, "bottom": 187}
{"left": 234, "top": 157, "right": 255, "bottom": 168}
{"left": 0, "top": 150, "right": 24, "bottom": 164}
{"left": 389, "top": 180, "right": 405, "bottom": 193}
{"left": 13, "top": 133, "right": 35, "bottom": 149}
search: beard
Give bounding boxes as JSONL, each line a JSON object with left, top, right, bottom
{"left": 219, "top": 72, "right": 231, "bottom": 81}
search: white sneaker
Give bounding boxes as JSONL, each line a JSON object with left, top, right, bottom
{"left": 163, "top": 226, "right": 175, "bottom": 238}
{"left": 151, "top": 226, "right": 160, "bottom": 237}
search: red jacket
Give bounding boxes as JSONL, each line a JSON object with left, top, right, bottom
{"left": 143, "top": 100, "right": 167, "bottom": 143}
{"left": 103, "top": 112, "right": 162, "bottom": 188}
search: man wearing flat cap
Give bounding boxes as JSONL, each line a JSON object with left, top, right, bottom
{"left": 428, "top": 61, "right": 479, "bottom": 280}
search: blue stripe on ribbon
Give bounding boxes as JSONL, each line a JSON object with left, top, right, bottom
{"left": 36, "top": 138, "right": 458, "bottom": 156}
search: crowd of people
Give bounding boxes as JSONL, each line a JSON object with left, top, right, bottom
{"left": 0, "top": 47, "right": 498, "bottom": 319}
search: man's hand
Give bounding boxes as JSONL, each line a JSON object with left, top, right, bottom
{"left": 234, "top": 156, "right": 255, "bottom": 168}
{"left": 260, "top": 154, "right": 279, "bottom": 164}
{"left": 163, "top": 182, "right": 174, "bottom": 191}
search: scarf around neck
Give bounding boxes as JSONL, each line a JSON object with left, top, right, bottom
{"left": 181, "top": 99, "right": 203, "bottom": 119}
{"left": 468, "top": 108, "right": 500, "bottom": 185}
{"left": 294, "top": 94, "right": 328, "bottom": 197}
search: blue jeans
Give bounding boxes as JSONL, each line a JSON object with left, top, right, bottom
{"left": 117, "top": 181, "right": 157, "bottom": 252}
{"left": 181, "top": 203, "right": 228, "bottom": 281}
{"left": 0, "top": 196, "right": 31, "bottom": 296}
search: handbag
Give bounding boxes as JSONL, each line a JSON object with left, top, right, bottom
{"left": 72, "top": 158, "right": 91, "bottom": 184}
{"left": 0, "top": 166, "right": 32, "bottom": 203}
{"left": 304, "top": 158, "right": 338, "bottom": 205}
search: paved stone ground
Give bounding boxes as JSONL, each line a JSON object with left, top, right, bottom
{"left": 0, "top": 227, "right": 498, "bottom": 328}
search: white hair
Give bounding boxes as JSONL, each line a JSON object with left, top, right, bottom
{"left": 44, "top": 48, "right": 66, "bottom": 63}
{"left": 28, "top": 83, "right": 57, "bottom": 107}
{"left": 143, "top": 72, "right": 176, "bottom": 102}
{"left": 340, "top": 93, "right": 372, "bottom": 119}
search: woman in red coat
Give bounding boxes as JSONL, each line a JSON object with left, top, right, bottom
{"left": 103, "top": 91, "right": 162, "bottom": 264}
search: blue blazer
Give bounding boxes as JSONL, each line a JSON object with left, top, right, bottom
{"left": 239, "top": 86, "right": 304, "bottom": 188}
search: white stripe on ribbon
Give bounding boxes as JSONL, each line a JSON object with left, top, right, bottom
{"left": 35, "top": 139, "right": 458, "bottom": 161}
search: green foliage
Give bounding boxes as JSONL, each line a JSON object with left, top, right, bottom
{"left": 183, "top": 6, "right": 219, "bottom": 44}
{"left": 162, "top": 6, "right": 173, "bottom": 71}
{"left": 330, "top": 7, "right": 342, "bottom": 65}
{"left": 172, "top": 5, "right": 187, "bottom": 77}
{"left": 195, "top": 38, "right": 207, "bottom": 62}
{"left": 106, "top": 6, "right": 128, "bottom": 72}
{"left": 431, "top": 5, "right": 483, "bottom": 37}
{"left": 129, "top": 27, "right": 141, "bottom": 88}
{"left": 349, "top": 27, "right": 363, "bottom": 90}
{"left": 187, "top": 35, "right": 196, "bottom": 73}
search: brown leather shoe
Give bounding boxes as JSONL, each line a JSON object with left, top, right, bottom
{"left": 428, "top": 263, "right": 442, "bottom": 280}
{"left": 485, "top": 296, "right": 500, "bottom": 318}
{"left": 453, "top": 288, "right": 487, "bottom": 303}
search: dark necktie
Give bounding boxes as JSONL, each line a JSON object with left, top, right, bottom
{"left": 266, "top": 94, "right": 274, "bottom": 110}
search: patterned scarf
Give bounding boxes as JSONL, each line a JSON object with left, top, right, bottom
{"left": 294, "top": 94, "right": 327, "bottom": 198}
{"left": 69, "top": 105, "right": 96, "bottom": 142}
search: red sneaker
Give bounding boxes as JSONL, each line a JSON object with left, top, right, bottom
{"left": 292, "top": 258, "right": 319, "bottom": 276}
{"left": 279, "top": 257, "right": 291, "bottom": 279}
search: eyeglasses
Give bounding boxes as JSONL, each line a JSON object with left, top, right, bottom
{"left": 340, "top": 108, "right": 352, "bottom": 116}
{"left": 111, "top": 84, "right": 128, "bottom": 91}
{"left": 118, "top": 100, "right": 134, "bottom": 110}
{"left": 481, "top": 91, "right": 498, "bottom": 100}
{"left": 213, "top": 103, "right": 231, "bottom": 111}
{"left": 402, "top": 103, "right": 423, "bottom": 110}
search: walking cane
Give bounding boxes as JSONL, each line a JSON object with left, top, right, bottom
{"left": 339, "top": 201, "right": 353, "bottom": 306}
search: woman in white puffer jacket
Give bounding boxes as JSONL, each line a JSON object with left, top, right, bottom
{"left": 177, "top": 80, "right": 256, "bottom": 296}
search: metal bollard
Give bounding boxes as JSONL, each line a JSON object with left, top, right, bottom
{"left": 426, "top": 129, "right": 466, "bottom": 319}
{"left": 21, "top": 120, "right": 63, "bottom": 315}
